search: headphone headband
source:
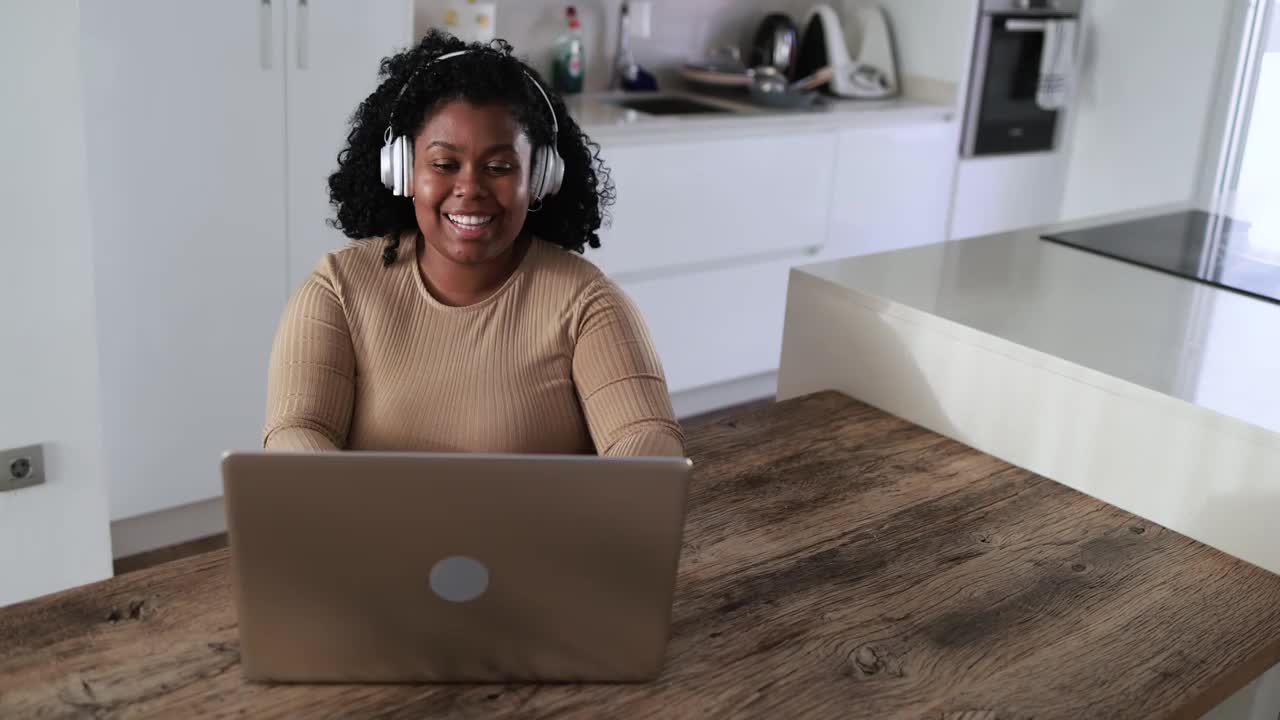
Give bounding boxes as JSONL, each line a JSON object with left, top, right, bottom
{"left": 386, "top": 49, "right": 558, "bottom": 140}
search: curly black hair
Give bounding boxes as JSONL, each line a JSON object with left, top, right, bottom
{"left": 327, "top": 29, "right": 614, "bottom": 265}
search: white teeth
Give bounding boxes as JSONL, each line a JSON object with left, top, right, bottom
{"left": 447, "top": 214, "right": 493, "bottom": 227}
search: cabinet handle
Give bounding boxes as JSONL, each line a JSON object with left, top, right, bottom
{"left": 296, "top": 0, "right": 309, "bottom": 70}
{"left": 1005, "top": 19, "right": 1047, "bottom": 32}
{"left": 259, "top": 0, "right": 272, "bottom": 70}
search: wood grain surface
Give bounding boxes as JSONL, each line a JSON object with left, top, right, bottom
{"left": 3, "top": 391, "right": 1279, "bottom": 719}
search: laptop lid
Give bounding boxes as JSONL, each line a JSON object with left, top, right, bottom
{"left": 221, "top": 451, "right": 692, "bottom": 683}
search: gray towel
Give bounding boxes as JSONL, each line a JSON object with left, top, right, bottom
{"left": 1037, "top": 19, "right": 1078, "bottom": 110}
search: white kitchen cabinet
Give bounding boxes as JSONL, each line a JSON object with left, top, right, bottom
{"left": 824, "top": 121, "right": 960, "bottom": 258}
{"left": 619, "top": 254, "right": 808, "bottom": 395}
{"left": 589, "top": 129, "right": 839, "bottom": 398}
{"left": 600, "top": 121, "right": 958, "bottom": 401}
{"left": 80, "top": 1, "right": 411, "bottom": 523}
{"left": 949, "top": 152, "right": 1070, "bottom": 240}
{"left": 590, "top": 132, "right": 838, "bottom": 279}
{"left": 285, "top": 0, "right": 415, "bottom": 287}
{"left": 80, "top": 1, "right": 290, "bottom": 522}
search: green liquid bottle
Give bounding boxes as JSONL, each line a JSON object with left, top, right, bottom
{"left": 552, "top": 6, "right": 584, "bottom": 95}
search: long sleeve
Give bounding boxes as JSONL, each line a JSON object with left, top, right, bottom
{"left": 571, "top": 277, "right": 686, "bottom": 457}
{"left": 262, "top": 262, "right": 356, "bottom": 451}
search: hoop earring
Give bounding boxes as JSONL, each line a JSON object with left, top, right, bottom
{"left": 527, "top": 198, "right": 544, "bottom": 213}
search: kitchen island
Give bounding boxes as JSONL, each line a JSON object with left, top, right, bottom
{"left": 4, "top": 391, "right": 1280, "bottom": 718}
{"left": 778, "top": 202, "right": 1280, "bottom": 717}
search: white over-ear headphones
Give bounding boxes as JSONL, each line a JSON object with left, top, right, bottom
{"left": 379, "top": 49, "right": 565, "bottom": 202}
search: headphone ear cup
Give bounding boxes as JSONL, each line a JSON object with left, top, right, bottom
{"left": 528, "top": 145, "right": 548, "bottom": 201}
{"left": 544, "top": 149, "right": 564, "bottom": 198}
{"left": 391, "top": 136, "right": 415, "bottom": 197}
{"left": 380, "top": 143, "right": 394, "bottom": 191}
{"left": 528, "top": 146, "right": 564, "bottom": 201}
{"left": 390, "top": 137, "right": 404, "bottom": 196}
{"left": 402, "top": 137, "right": 414, "bottom": 198}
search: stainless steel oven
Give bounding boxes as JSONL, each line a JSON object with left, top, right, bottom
{"left": 962, "top": 0, "right": 1083, "bottom": 156}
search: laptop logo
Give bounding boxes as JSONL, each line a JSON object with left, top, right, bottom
{"left": 429, "top": 555, "right": 489, "bottom": 602}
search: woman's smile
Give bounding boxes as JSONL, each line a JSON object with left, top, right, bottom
{"left": 443, "top": 212, "right": 497, "bottom": 240}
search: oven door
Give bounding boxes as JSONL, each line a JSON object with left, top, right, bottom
{"left": 964, "top": 15, "right": 1065, "bottom": 156}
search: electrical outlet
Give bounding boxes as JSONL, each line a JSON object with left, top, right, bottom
{"left": 1, "top": 444, "right": 45, "bottom": 492}
{"left": 630, "top": 1, "right": 652, "bottom": 38}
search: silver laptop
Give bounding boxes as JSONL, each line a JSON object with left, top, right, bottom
{"left": 220, "top": 450, "right": 692, "bottom": 683}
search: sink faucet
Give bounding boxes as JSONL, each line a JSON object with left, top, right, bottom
{"left": 609, "top": 1, "right": 636, "bottom": 91}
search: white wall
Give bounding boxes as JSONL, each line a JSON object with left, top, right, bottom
{"left": 875, "top": 0, "right": 980, "bottom": 105}
{"left": 414, "top": 0, "right": 821, "bottom": 93}
{"left": 1059, "top": 0, "right": 1236, "bottom": 221}
{"left": 0, "top": 0, "right": 113, "bottom": 604}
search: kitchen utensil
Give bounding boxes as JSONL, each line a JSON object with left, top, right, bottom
{"left": 750, "top": 65, "right": 789, "bottom": 94}
{"left": 847, "top": 3, "right": 899, "bottom": 94}
{"left": 679, "top": 45, "right": 752, "bottom": 90}
{"left": 703, "top": 45, "right": 748, "bottom": 73}
{"left": 794, "top": 3, "right": 899, "bottom": 99}
{"left": 750, "top": 13, "right": 799, "bottom": 78}
{"left": 679, "top": 64, "right": 753, "bottom": 89}
{"left": 748, "top": 82, "right": 819, "bottom": 109}
{"left": 789, "top": 65, "right": 833, "bottom": 92}
{"left": 747, "top": 65, "right": 819, "bottom": 109}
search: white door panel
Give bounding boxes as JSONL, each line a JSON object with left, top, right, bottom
{"left": 81, "top": 0, "right": 290, "bottom": 519}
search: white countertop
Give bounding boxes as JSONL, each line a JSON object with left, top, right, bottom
{"left": 564, "top": 90, "right": 955, "bottom": 143}
{"left": 797, "top": 202, "right": 1280, "bottom": 438}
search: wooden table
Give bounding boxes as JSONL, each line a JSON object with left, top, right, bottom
{"left": 4, "top": 391, "right": 1280, "bottom": 719}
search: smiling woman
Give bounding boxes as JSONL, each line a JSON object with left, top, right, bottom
{"left": 413, "top": 101, "right": 537, "bottom": 289}
{"left": 261, "top": 30, "right": 684, "bottom": 457}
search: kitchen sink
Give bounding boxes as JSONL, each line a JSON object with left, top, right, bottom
{"left": 612, "top": 96, "right": 733, "bottom": 115}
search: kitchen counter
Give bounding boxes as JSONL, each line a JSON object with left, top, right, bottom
{"left": 778, "top": 202, "right": 1280, "bottom": 575}
{"left": 564, "top": 90, "right": 955, "bottom": 143}
{"left": 4, "top": 391, "right": 1280, "bottom": 718}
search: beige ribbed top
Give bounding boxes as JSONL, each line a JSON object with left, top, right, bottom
{"left": 262, "top": 233, "right": 685, "bottom": 457}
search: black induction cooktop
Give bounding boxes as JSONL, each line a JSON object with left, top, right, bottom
{"left": 1041, "top": 210, "right": 1280, "bottom": 304}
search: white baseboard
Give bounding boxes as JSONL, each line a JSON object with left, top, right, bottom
{"left": 672, "top": 371, "right": 777, "bottom": 419}
{"left": 110, "top": 372, "right": 778, "bottom": 561}
{"left": 110, "top": 496, "right": 227, "bottom": 560}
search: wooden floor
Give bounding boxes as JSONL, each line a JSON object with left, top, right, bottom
{"left": 111, "top": 398, "right": 775, "bottom": 576}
